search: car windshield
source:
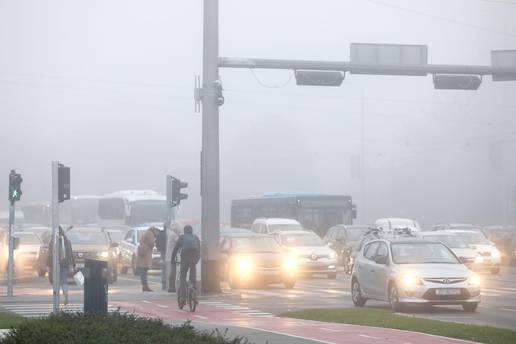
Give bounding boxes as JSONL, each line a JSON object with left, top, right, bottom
{"left": 107, "top": 230, "right": 125, "bottom": 243}
{"left": 129, "top": 201, "right": 167, "bottom": 227}
{"left": 269, "top": 224, "right": 304, "bottom": 232}
{"left": 67, "top": 232, "right": 108, "bottom": 245}
{"left": 422, "top": 234, "right": 468, "bottom": 248}
{"left": 391, "top": 242, "right": 460, "bottom": 264}
{"left": 232, "top": 237, "right": 282, "bottom": 252}
{"left": 281, "top": 232, "right": 324, "bottom": 247}
{"left": 346, "top": 227, "right": 369, "bottom": 241}
{"left": 16, "top": 234, "right": 41, "bottom": 245}
{"left": 456, "top": 232, "right": 490, "bottom": 245}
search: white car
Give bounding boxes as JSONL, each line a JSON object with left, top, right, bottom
{"left": 251, "top": 218, "right": 304, "bottom": 235}
{"left": 375, "top": 218, "right": 421, "bottom": 232}
{"left": 448, "top": 230, "right": 501, "bottom": 274}
{"left": 274, "top": 230, "right": 338, "bottom": 279}
{"left": 413, "top": 231, "right": 481, "bottom": 269}
{"left": 351, "top": 238, "right": 481, "bottom": 312}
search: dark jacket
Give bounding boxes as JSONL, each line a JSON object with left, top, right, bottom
{"left": 155, "top": 229, "right": 167, "bottom": 256}
{"left": 47, "top": 232, "right": 75, "bottom": 269}
{"left": 172, "top": 233, "right": 201, "bottom": 263}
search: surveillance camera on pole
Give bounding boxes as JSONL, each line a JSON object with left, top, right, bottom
{"left": 6, "top": 170, "right": 23, "bottom": 297}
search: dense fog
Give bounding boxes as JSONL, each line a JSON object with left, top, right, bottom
{"left": 1, "top": 0, "right": 515, "bottom": 228}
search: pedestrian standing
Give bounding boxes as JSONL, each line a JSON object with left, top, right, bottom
{"left": 165, "top": 221, "right": 181, "bottom": 292}
{"left": 136, "top": 226, "right": 160, "bottom": 292}
{"left": 47, "top": 226, "right": 75, "bottom": 305}
{"left": 156, "top": 225, "right": 168, "bottom": 290}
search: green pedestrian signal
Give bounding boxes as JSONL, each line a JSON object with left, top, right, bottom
{"left": 8, "top": 170, "right": 23, "bottom": 203}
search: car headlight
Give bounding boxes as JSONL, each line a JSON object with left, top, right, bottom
{"left": 328, "top": 251, "right": 337, "bottom": 260}
{"left": 468, "top": 274, "right": 481, "bottom": 287}
{"left": 237, "top": 258, "right": 253, "bottom": 277}
{"left": 474, "top": 256, "right": 484, "bottom": 264}
{"left": 98, "top": 251, "right": 109, "bottom": 258}
{"left": 401, "top": 274, "right": 422, "bottom": 287}
{"left": 492, "top": 250, "right": 501, "bottom": 259}
{"left": 283, "top": 255, "right": 297, "bottom": 271}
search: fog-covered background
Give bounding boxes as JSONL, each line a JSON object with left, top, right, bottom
{"left": 1, "top": 0, "right": 515, "bottom": 228}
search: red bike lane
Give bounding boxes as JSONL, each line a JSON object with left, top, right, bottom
{"left": 113, "top": 298, "right": 477, "bottom": 344}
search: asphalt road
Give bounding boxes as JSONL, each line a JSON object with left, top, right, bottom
{"left": 1, "top": 266, "right": 515, "bottom": 343}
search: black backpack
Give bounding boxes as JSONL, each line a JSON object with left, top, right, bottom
{"left": 181, "top": 233, "right": 199, "bottom": 256}
{"left": 156, "top": 230, "right": 167, "bottom": 254}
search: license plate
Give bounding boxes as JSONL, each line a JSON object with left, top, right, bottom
{"left": 435, "top": 288, "right": 461, "bottom": 296}
{"left": 261, "top": 270, "right": 280, "bottom": 276}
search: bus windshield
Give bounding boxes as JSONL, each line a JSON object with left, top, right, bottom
{"left": 129, "top": 201, "right": 167, "bottom": 227}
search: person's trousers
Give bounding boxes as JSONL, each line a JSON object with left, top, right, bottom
{"left": 168, "top": 261, "right": 177, "bottom": 291}
{"left": 60, "top": 266, "right": 69, "bottom": 296}
{"left": 139, "top": 268, "right": 149, "bottom": 288}
{"left": 160, "top": 253, "right": 166, "bottom": 290}
{"left": 179, "top": 260, "right": 196, "bottom": 285}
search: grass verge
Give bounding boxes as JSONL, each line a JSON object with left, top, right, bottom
{"left": 0, "top": 312, "right": 23, "bottom": 329}
{"left": 282, "top": 308, "right": 516, "bottom": 344}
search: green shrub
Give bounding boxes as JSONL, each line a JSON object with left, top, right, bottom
{"left": 0, "top": 312, "right": 249, "bottom": 344}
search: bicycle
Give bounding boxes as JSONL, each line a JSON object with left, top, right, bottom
{"left": 176, "top": 262, "right": 198, "bottom": 312}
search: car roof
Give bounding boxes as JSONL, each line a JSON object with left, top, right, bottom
{"left": 374, "top": 237, "right": 435, "bottom": 244}
{"left": 417, "top": 231, "right": 457, "bottom": 236}
{"left": 446, "top": 229, "right": 479, "bottom": 234}
{"left": 68, "top": 227, "right": 105, "bottom": 232}
{"left": 255, "top": 218, "right": 301, "bottom": 225}
{"left": 277, "top": 230, "right": 315, "bottom": 235}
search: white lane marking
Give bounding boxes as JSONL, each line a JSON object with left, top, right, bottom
{"left": 501, "top": 308, "right": 516, "bottom": 312}
{"left": 320, "top": 328, "right": 342, "bottom": 332}
{"left": 141, "top": 300, "right": 152, "bottom": 304}
{"left": 229, "top": 325, "right": 335, "bottom": 344}
{"left": 157, "top": 305, "right": 168, "bottom": 309}
{"left": 194, "top": 315, "right": 207, "bottom": 319}
{"left": 317, "top": 289, "right": 351, "bottom": 295}
{"left": 480, "top": 292, "right": 501, "bottom": 297}
{"left": 358, "top": 334, "right": 381, "bottom": 340}
{"left": 199, "top": 301, "right": 226, "bottom": 305}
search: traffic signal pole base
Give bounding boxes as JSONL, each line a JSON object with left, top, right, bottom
{"left": 201, "top": 260, "right": 221, "bottom": 295}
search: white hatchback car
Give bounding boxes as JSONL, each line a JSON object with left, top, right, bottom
{"left": 251, "top": 218, "right": 304, "bottom": 235}
{"left": 351, "top": 238, "right": 481, "bottom": 312}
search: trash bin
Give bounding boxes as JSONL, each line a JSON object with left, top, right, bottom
{"left": 84, "top": 258, "right": 108, "bottom": 313}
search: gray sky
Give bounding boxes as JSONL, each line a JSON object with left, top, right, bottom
{"left": 1, "top": 0, "right": 516, "bottom": 227}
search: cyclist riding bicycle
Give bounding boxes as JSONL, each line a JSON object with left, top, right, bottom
{"left": 171, "top": 225, "right": 201, "bottom": 299}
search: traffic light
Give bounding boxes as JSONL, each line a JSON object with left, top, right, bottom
{"left": 169, "top": 177, "right": 188, "bottom": 207}
{"left": 8, "top": 170, "right": 22, "bottom": 203}
{"left": 58, "top": 164, "right": 70, "bottom": 203}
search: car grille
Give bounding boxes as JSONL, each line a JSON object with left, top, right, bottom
{"left": 260, "top": 262, "right": 281, "bottom": 268}
{"left": 423, "top": 278, "right": 467, "bottom": 284}
{"left": 74, "top": 252, "right": 97, "bottom": 259}
{"left": 300, "top": 254, "right": 329, "bottom": 261}
{"left": 423, "top": 288, "right": 470, "bottom": 300}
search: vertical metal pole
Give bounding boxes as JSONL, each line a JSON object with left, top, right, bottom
{"left": 360, "top": 89, "right": 366, "bottom": 223}
{"left": 201, "top": 0, "right": 221, "bottom": 293}
{"left": 7, "top": 201, "right": 15, "bottom": 297}
{"left": 165, "top": 175, "right": 172, "bottom": 291}
{"left": 51, "top": 161, "right": 60, "bottom": 312}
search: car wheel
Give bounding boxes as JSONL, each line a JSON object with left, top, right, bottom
{"left": 462, "top": 303, "right": 478, "bottom": 312}
{"left": 389, "top": 283, "right": 404, "bottom": 312}
{"left": 351, "top": 279, "right": 367, "bottom": 306}
{"left": 284, "top": 280, "right": 295, "bottom": 289}
{"left": 490, "top": 268, "right": 500, "bottom": 275}
{"left": 327, "top": 272, "right": 337, "bottom": 279}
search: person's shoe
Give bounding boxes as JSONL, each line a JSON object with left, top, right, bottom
{"left": 143, "top": 286, "right": 154, "bottom": 292}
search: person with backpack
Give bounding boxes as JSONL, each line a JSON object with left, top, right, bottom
{"left": 171, "top": 225, "right": 201, "bottom": 294}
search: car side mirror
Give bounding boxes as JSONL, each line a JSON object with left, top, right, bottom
{"left": 374, "top": 255, "right": 388, "bottom": 265}
{"left": 110, "top": 242, "right": 119, "bottom": 248}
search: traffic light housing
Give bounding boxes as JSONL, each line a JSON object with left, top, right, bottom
{"left": 58, "top": 164, "right": 70, "bottom": 203}
{"left": 169, "top": 177, "right": 188, "bottom": 207}
{"left": 8, "top": 170, "right": 23, "bottom": 203}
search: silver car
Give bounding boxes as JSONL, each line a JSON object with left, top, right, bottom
{"left": 351, "top": 238, "right": 481, "bottom": 312}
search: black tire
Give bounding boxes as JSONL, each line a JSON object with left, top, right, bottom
{"left": 188, "top": 288, "right": 198, "bottom": 312}
{"left": 389, "top": 283, "right": 404, "bottom": 312}
{"left": 284, "top": 280, "right": 295, "bottom": 289}
{"left": 351, "top": 279, "right": 367, "bottom": 307}
{"left": 490, "top": 268, "right": 500, "bottom": 275}
{"left": 462, "top": 303, "right": 478, "bottom": 312}
{"left": 327, "top": 272, "right": 337, "bottom": 279}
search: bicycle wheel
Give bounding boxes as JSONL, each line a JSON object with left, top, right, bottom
{"left": 188, "top": 287, "right": 197, "bottom": 312}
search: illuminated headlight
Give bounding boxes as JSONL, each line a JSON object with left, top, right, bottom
{"left": 474, "top": 256, "right": 484, "bottom": 264}
{"left": 238, "top": 258, "right": 253, "bottom": 277}
{"left": 492, "top": 250, "right": 501, "bottom": 259}
{"left": 401, "top": 274, "right": 422, "bottom": 287}
{"left": 468, "top": 274, "right": 481, "bottom": 287}
{"left": 98, "top": 251, "right": 109, "bottom": 259}
{"left": 283, "top": 256, "right": 297, "bottom": 271}
{"left": 328, "top": 251, "right": 337, "bottom": 260}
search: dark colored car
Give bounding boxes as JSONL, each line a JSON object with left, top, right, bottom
{"left": 324, "top": 225, "right": 371, "bottom": 273}
{"left": 220, "top": 233, "right": 296, "bottom": 289}
{"left": 66, "top": 227, "right": 119, "bottom": 283}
